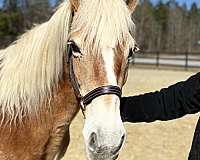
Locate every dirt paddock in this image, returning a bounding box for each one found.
[63,67,199,160]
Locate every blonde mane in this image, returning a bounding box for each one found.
[0,0,135,122]
[0,1,72,122]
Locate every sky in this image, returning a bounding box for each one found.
[0,0,199,8]
[151,0,200,8]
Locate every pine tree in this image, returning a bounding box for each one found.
[27,0,49,8]
[3,0,18,11]
[188,3,200,53]
[135,0,155,51]
[154,1,169,51]
[23,0,51,28]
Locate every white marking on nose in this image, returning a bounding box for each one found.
[101,47,117,85]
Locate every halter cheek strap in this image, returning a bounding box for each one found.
[67,42,122,118]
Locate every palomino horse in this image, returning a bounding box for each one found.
[0,0,138,159]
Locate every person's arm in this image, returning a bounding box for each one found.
[120,72,200,123]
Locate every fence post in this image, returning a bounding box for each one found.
[156,51,159,67]
[185,52,188,70]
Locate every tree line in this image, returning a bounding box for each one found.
[134,0,200,54]
[0,0,55,48]
[0,0,200,54]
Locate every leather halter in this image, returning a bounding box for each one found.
[67,41,122,117]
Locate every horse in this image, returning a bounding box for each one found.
[0,0,138,159]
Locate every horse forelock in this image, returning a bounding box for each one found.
[70,0,136,53]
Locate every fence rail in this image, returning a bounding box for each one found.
[130,52,200,70]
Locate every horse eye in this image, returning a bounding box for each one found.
[68,41,82,58]
[128,44,139,58]
[133,45,139,53]
[69,42,81,53]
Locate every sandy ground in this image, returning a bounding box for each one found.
[63,67,199,160]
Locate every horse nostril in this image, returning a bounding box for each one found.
[121,134,125,144]
[111,134,125,155]
[88,132,125,154]
[88,132,98,152]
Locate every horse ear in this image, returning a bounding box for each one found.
[126,0,138,13]
[70,0,79,12]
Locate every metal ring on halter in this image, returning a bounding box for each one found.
[66,41,122,118]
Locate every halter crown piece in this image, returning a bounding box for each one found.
[66,41,122,118]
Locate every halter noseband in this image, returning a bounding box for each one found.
[67,41,122,118]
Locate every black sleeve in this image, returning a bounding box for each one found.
[120,72,200,123]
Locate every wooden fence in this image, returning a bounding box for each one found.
[130,52,200,70]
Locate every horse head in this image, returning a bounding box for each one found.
[68,0,138,159]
